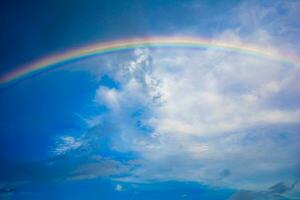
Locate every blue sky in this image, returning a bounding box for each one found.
[0,0,300,199]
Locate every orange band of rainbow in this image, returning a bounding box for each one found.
[1,37,299,85]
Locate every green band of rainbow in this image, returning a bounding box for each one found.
[1,37,299,85]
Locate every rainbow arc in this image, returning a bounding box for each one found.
[1,37,299,85]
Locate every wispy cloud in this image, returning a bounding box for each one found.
[229,181,300,200]
[115,184,123,192]
[54,136,83,155]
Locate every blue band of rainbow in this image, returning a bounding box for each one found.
[1,37,299,85]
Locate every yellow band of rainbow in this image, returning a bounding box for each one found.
[1,37,299,85]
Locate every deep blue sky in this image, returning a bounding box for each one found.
[0,0,242,75]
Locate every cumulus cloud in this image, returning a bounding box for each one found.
[89,43,300,190]
[85,1,300,190]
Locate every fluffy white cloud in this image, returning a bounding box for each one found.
[91,45,300,190]
[82,0,300,192]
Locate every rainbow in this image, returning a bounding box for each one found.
[1,36,299,85]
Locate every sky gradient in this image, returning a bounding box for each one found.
[0,0,300,199]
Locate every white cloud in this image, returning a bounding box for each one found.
[54,136,83,155]
[82,0,300,191]
[70,160,130,181]
[115,184,123,192]
[91,45,300,190]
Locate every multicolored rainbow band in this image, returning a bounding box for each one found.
[1,36,299,85]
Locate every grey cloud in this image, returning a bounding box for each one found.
[268,182,297,195]
[219,169,231,179]
[229,190,267,200]
[229,182,299,200]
